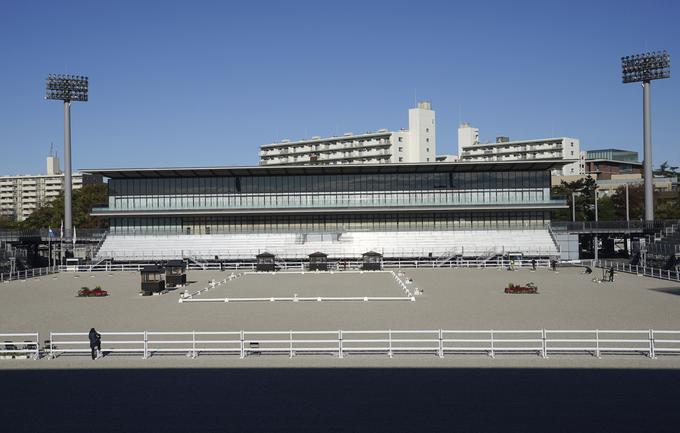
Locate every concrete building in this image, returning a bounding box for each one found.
[0,156,102,222]
[584,149,642,180]
[457,123,581,176]
[259,102,436,166]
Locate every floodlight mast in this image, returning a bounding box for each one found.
[45,74,89,241]
[621,51,670,221]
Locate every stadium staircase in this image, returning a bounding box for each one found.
[639,221,680,269]
[96,228,559,262]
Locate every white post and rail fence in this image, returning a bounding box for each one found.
[3,329,680,360]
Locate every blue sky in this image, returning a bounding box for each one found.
[1,0,678,175]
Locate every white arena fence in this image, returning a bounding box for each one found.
[52,258,552,274]
[1,266,59,283]
[39,329,680,360]
[0,333,40,359]
[597,259,680,283]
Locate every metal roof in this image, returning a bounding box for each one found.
[81,160,572,179]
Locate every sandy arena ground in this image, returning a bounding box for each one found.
[2,266,680,369]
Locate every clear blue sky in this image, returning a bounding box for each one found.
[1,0,678,175]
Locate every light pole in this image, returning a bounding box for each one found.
[621,51,670,221]
[571,192,576,222]
[45,75,88,241]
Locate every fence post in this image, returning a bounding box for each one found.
[240,330,245,359]
[143,331,148,359]
[49,331,54,359]
[490,330,495,358]
[388,329,393,358]
[438,329,444,358]
[289,330,294,359]
[595,329,600,358]
[338,330,344,358]
[649,329,656,359]
[34,332,40,360]
[541,329,548,358]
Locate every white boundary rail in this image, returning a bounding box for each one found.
[597,259,680,283]
[54,258,552,273]
[42,329,680,360]
[180,270,415,303]
[0,333,40,359]
[1,266,59,283]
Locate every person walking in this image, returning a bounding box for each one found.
[531,259,537,271]
[608,266,615,282]
[89,328,102,360]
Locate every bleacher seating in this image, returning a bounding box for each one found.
[96,229,559,261]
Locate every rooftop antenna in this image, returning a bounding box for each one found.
[49,142,54,157]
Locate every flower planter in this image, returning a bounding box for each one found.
[505,283,538,294]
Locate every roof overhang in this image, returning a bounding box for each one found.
[82,160,573,179]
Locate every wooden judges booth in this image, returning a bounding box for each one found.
[361,251,383,271]
[165,260,187,288]
[308,252,328,271]
[256,252,276,272]
[141,265,165,295]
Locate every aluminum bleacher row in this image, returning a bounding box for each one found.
[96,229,559,261]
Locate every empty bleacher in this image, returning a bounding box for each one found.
[96,229,559,261]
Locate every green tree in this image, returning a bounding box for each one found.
[551,176,598,221]
[20,183,108,230]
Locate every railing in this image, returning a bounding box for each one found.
[596,259,680,283]
[55,259,554,273]
[0,266,60,283]
[550,220,669,233]
[43,329,680,359]
[95,246,559,261]
[0,333,40,359]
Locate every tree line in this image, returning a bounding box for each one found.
[0,183,108,230]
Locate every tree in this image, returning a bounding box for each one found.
[20,183,108,230]
[551,176,598,221]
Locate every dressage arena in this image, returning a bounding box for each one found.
[3,265,680,363]
[180,270,415,303]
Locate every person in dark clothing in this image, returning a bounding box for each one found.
[531,259,537,271]
[89,328,101,360]
[550,259,557,272]
[583,266,593,274]
[608,266,615,282]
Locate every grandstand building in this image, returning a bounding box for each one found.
[86,160,568,262]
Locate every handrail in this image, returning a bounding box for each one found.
[38,328,680,360]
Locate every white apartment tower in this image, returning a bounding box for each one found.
[456,123,581,176]
[0,156,102,222]
[259,102,436,165]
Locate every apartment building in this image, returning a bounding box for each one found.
[0,156,102,221]
[457,123,581,176]
[259,102,436,166]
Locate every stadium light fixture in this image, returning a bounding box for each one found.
[621,51,670,221]
[45,74,89,241]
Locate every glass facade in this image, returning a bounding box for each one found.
[109,211,551,235]
[104,170,555,212]
[92,165,564,234]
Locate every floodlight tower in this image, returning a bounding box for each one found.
[621,51,670,221]
[45,74,88,240]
